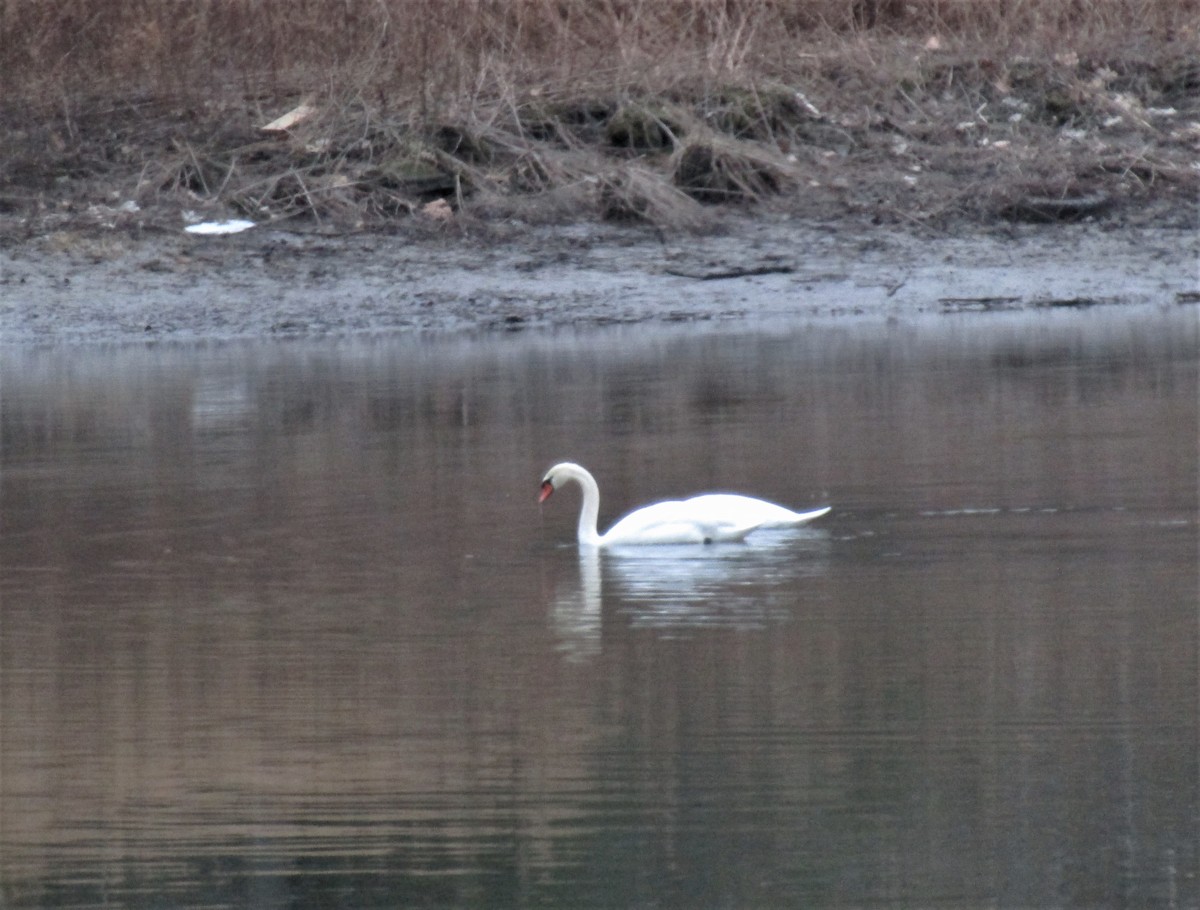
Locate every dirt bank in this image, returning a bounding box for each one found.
[1,213,1195,345]
[3,5,1198,346]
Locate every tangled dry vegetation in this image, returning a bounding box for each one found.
[1,0,1198,234]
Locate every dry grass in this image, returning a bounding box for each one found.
[1,0,1197,230]
[4,0,1194,103]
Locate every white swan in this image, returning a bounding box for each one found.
[538,462,830,547]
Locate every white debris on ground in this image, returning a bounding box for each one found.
[184,219,257,236]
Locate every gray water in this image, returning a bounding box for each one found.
[1,308,1197,909]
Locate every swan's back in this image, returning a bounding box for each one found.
[600,494,829,546]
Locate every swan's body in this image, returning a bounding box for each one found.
[539,462,830,547]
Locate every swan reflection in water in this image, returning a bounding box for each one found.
[550,528,831,659]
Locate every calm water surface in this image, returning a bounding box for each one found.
[2,308,1197,909]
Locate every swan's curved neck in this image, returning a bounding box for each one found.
[571,467,604,547]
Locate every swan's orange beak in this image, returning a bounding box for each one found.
[538,480,554,503]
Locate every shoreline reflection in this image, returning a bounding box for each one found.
[2,307,1195,910]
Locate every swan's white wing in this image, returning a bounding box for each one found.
[599,500,752,545]
[599,496,829,545]
[683,495,831,528]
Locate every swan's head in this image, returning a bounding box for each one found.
[538,462,590,503]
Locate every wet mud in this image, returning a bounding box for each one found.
[1,215,1196,344]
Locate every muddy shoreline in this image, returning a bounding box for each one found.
[0,213,1196,345]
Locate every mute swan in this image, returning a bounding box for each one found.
[538,462,830,547]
